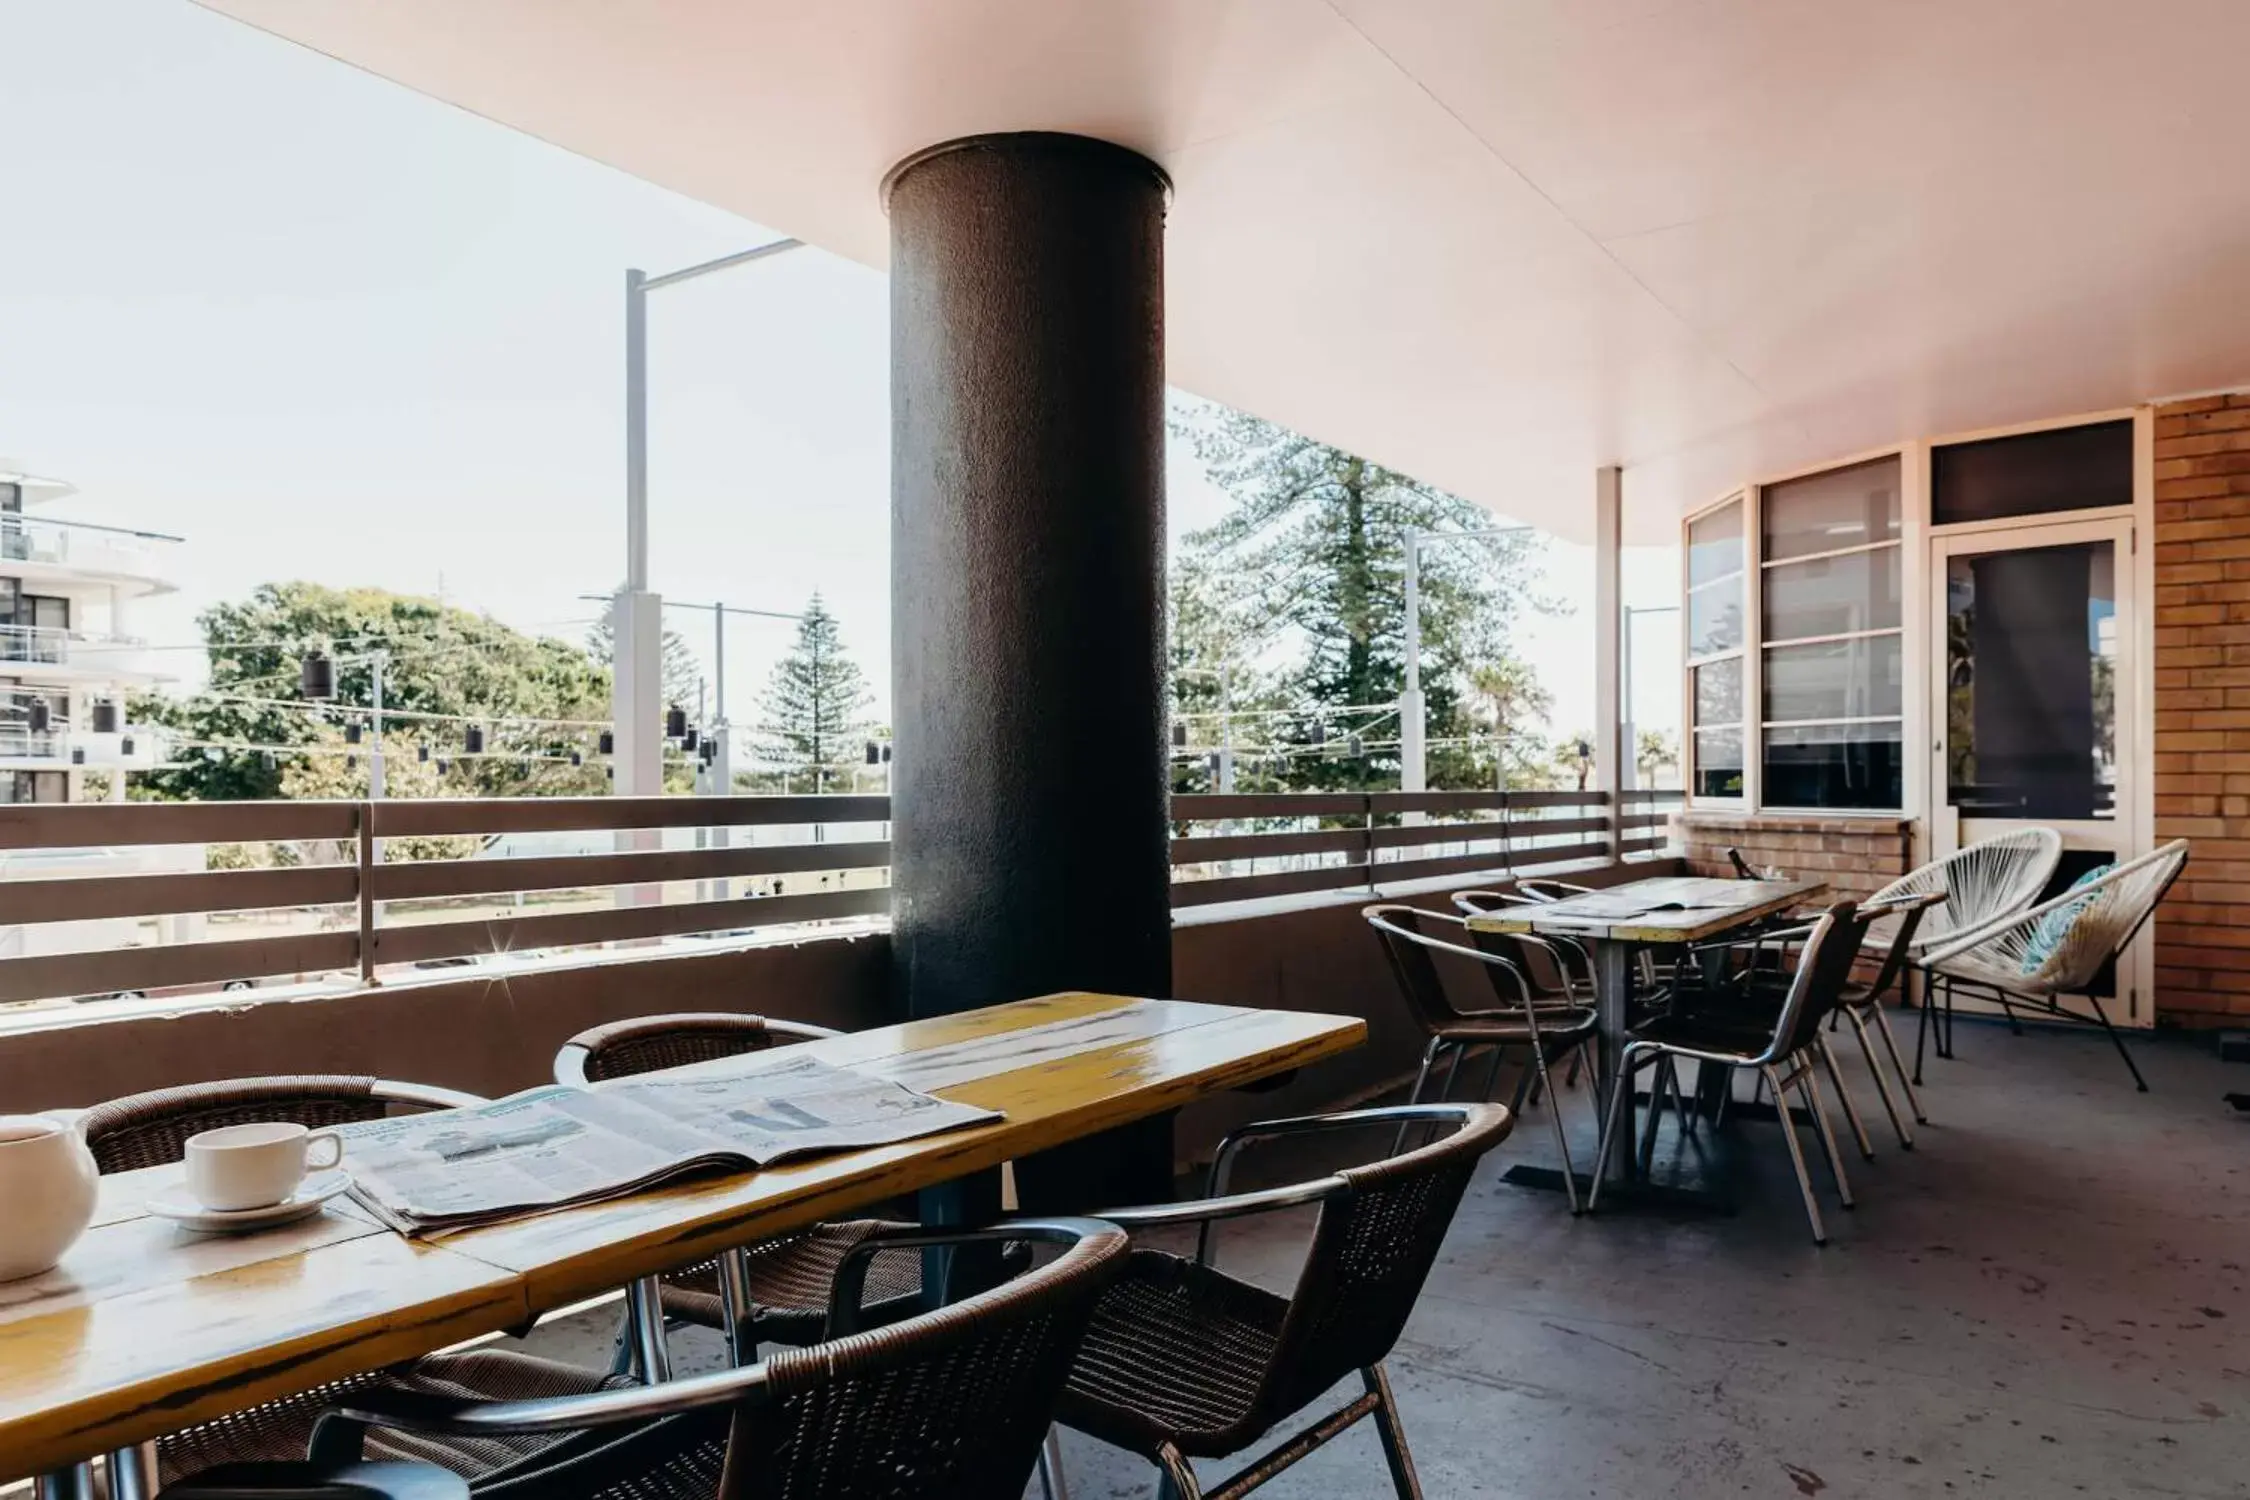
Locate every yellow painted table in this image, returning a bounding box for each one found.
[1465,877,1827,1189]
[0,992,1363,1480]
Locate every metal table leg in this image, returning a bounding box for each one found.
[106,1446,160,1500]
[1594,939,1636,1184]
[36,1466,98,1500]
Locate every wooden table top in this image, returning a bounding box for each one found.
[1463,875,1829,944]
[0,992,1361,1479]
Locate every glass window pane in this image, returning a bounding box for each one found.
[1763,545,1900,641]
[1693,657,1743,727]
[1762,722,1903,810]
[1764,636,1903,722]
[1946,541,2117,819]
[1694,728,1744,798]
[1687,498,1744,588]
[1932,420,2132,526]
[1687,576,1743,658]
[1762,455,1901,561]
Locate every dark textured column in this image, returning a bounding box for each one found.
[886,132,1173,1212]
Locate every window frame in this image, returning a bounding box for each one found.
[1683,491,1750,805]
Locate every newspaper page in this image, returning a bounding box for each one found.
[338,1058,999,1235]
[596,1050,999,1164]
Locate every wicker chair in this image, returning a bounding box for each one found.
[553,1013,1016,1371]
[1052,1102,1513,1500]
[1590,901,1878,1244]
[79,1076,634,1491]
[162,1220,1130,1500]
[1365,905,1598,1209]
[1922,840,2189,1092]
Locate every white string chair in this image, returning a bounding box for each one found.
[1868,827,2064,957]
[1874,828,2063,1089]
[1920,839,2190,1092]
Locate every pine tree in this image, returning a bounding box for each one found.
[1172,397,1556,791]
[756,595,873,793]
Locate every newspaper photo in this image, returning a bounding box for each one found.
[337,1054,1000,1235]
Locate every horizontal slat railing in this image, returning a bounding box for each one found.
[0,788,1682,1005]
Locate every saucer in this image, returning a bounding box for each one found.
[146,1170,354,1234]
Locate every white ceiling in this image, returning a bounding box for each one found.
[198,0,2250,542]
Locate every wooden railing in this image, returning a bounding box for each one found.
[0,789,1679,1007]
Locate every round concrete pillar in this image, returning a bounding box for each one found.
[885,132,1173,1209]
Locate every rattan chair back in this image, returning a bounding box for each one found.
[78,1075,472,1175]
[554,1013,842,1086]
[1450,888,1574,998]
[1254,1103,1511,1423]
[1364,904,1481,1031]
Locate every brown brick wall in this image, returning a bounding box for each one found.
[2153,393,2250,1027]
[1679,813,1913,902]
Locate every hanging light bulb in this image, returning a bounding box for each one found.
[91,700,121,735]
[120,735,135,757]
[598,729,615,755]
[418,743,431,763]
[682,727,699,753]
[260,751,277,771]
[344,721,363,746]
[1348,733,1365,758]
[71,747,86,766]
[1311,718,1327,747]
[865,740,882,765]
[27,699,51,734]
[700,738,716,766]
[436,756,451,774]
[1172,720,1188,748]
[299,649,336,700]
[665,705,687,739]
[344,754,357,772]
[569,749,584,767]
[463,725,485,754]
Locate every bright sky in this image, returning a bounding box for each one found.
[0,0,1678,744]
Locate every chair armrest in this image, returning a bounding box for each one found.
[309,1364,774,1461]
[1680,922,1821,957]
[160,1462,467,1500]
[823,1217,1101,1334]
[1093,1176,1350,1231]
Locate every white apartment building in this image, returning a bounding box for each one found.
[0,462,178,805]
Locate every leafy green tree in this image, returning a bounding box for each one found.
[134,583,613,801]
[756,594,873,793]
[1171,397,1556,790]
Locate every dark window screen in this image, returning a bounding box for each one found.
[1931,420,2132,526]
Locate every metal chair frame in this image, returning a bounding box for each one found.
[1365,905,1598,1209]
[1056,1104,1511,1500]
[160,1220,1127,1500]
[1589,903,1878,1244]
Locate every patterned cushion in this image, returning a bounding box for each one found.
[2020,864,2111,976]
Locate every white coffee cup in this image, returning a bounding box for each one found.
[183,1122,343,1212]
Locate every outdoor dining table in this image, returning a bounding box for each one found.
[0,991,1363,1490]
[1464,875,1828,1194]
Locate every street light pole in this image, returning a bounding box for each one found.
[367,650,388,803]
[1399,524,1537,796]
[613,237,805,799]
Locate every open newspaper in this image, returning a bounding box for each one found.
[336,1053,1000,1236]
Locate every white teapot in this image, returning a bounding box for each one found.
[0,1115,98,1282]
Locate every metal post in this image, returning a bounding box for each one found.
[1594,466,1624,857]
[1400,527,1425,795]
[1217,661,1236,793]
[367,650,388,802]
[625,269,649,594]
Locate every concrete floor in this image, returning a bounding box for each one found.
[519,1017,2250,1498]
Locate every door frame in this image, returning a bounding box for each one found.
[1926,512,2152,1024]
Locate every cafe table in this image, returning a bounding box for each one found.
[0,991,1363,1490]
[1464,875,1827,1193]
